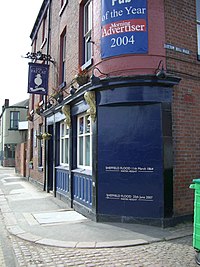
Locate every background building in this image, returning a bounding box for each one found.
[0,99,28,167]
[26,0,200,226]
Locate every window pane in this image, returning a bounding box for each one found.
[85,115,91,133]
[79,137,83,165]
[198,24,200,55]
[85,136,90,166]
[63,34,66,61]
[60,31,66,83]
[61,139,64,163]
[60,122,69,165]
[86,38,92,62]
[10,111,19,129]
[65,126,69,135]
[88,1,92,30]
[197,0,200,21]
[61,124,64,137]
[84,1,92,63]
[79,117,84,134]
[77,114,92,168]
[85,1,92,33]
[38,124,43,167]
[65,139,69,164]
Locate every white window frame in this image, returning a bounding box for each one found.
[60,122,69,166]
[197,0,200,59]
[83,0,93,65]
[59,0,68,16]
[77,113,92,169]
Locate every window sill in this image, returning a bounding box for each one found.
[81,58,93,71]
[72,168,92,176]
[55,165,69,171]
[59,0,68,16]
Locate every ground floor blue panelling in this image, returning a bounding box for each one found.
[73,174,92,208]
[56,168,70,196]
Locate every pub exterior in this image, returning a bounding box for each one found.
[26,0,200,226]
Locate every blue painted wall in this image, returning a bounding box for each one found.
[97,103,164,218]
[73,173,92,208]
[56,168,70,196]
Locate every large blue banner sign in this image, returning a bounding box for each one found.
[28,63,49,95]
[101,0,148,58]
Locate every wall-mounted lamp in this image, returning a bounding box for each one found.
[90,67,109,85]
[155,60,167,79]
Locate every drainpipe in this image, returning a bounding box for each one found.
[44,0,52,192]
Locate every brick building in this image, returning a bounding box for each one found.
[0,99,28,167]
[26,0,200,226]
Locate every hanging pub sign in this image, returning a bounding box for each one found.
[101,0,148,58]
[27,63,49,95]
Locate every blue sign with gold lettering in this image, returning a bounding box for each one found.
[101,0,148,58]
[28,63,49,95]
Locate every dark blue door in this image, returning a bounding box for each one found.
[98,104,164,218]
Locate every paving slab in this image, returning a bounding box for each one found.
[0,168,193,248]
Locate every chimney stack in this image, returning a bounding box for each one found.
[4,99,9,108]
[2,99,9,112]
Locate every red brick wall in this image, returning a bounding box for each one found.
[15,143,27,177]
[27,0,200,219]
[165,0,200,216]
[27,0,81,187]
[49,0,80,95]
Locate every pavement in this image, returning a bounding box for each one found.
[0,167,193,249]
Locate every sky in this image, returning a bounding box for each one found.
[0,0,43,109]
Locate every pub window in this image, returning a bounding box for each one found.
[60,122,69,165]
[77,113,92,169]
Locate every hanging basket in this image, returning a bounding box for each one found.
[75,74,89,86]
[42,133,52,140]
